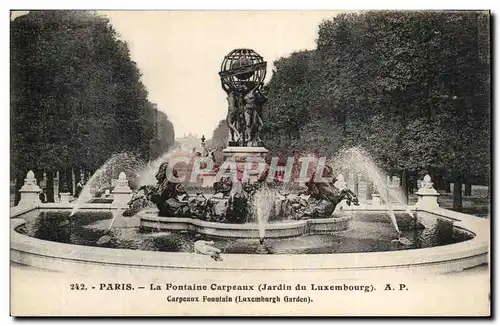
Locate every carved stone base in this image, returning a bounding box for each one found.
[222,146,269,156]
[139,209,352,238]
[415,191,440,210]
[221,146,269,182]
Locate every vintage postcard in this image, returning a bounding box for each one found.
[10,10,491,316]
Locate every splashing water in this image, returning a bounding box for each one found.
[136,148,191,187]
[330,147,413,244]
[96,208,124,245]
[73,149,191,243]
[387,210,400,234]
[107,208,124,232]
[252,186,277,240]
[72,148,191,219]
[70,153,145,217]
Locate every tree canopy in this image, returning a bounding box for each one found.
[258,11,490,206]
[11,11,175,179]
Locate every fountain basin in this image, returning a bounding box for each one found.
[138,209,351,238]
[10,206,489,275]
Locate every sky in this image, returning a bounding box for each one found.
[99,11,348,139]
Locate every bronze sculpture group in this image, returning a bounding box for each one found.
[222,81,267,147]
[219,49,268,147]
[125,159,359,223]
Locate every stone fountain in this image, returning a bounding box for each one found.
[8,49,490,281]
[128,49,360,247]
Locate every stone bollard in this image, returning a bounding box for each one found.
[415,174,440,210]
[59,192,72,203]
[372,193,381,206]
[111,172,133,208]
[18,170,42,207]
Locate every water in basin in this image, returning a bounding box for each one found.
[15,210,472,255]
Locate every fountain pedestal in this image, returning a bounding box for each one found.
[416,175,440,210]
[372,193,381,206]
[201,172,217,188]
[18,171,42,207]
[59,192,72,203]
[222,146,268,182]
[256,240,269,254]
[111,172,133,208]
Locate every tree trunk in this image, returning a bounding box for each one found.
[66,168,73,192]
[54,170,60,202]
[14,171,24,206]
[354,175,359,196]
[60,168,70,192]
[46,171,55,203]
[401,169,409,204]
[72,168,76,196]
[445,181,451,193]
[464,182,472,196]
[433,173,445,191]
[409,177,418,195]
[408,178,414,195]
[453,178,463,211]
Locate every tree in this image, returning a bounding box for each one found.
[11,11,176,202]
[261,11,490,210]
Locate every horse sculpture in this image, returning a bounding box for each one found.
[273,166,360,220]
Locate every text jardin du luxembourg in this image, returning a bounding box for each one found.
[149,283,376,293]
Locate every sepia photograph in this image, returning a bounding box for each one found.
[9,8,491,316]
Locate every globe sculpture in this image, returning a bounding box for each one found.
[219,49,267,93]
[219,49,268,147]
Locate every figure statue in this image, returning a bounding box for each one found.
[252,87,267,146]
[213,177,233,197]
[125,161,190,217]
[226,181,249,223]
[205,146,219,163]
[219,49,268,147]
[206,177,250,223]
[156,163,186,199]
[188,193,209,219]
[242,83,266,147]
[221,80,241,145]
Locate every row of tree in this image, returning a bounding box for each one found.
[259,11,490,209]
[11,11,175,203]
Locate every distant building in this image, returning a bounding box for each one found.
[175,132,203,154]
